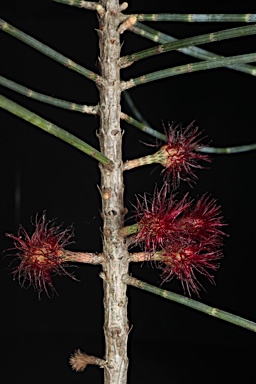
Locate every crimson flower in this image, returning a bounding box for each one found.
[135,186,226,295]
[135,185,191,252]
[157,122,210,186]
[160,242,222,296]
[5,213,75,297]
[176,194,225,246]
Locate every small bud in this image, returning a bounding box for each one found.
[120,2,128,11]
[118,15,137,34]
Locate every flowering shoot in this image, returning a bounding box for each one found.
[123,122,209,187]
[157,122,210,186]
[5,213,75,297]
[134,186,226,295]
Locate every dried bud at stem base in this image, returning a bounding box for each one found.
[69,349,106,372]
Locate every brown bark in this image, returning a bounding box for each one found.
[97,1,129,383]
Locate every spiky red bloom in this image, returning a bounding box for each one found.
[6,213,74,297]
[157,122,210,186]
[135,185,191,252]
[135,186,226,295]
[160,242,222,296]
[176,194,226,246]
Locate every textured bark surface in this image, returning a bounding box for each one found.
[97,1,129,383]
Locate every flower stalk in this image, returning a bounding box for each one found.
[124,122,209,186]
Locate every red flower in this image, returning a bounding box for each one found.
[160,242,222,296]
[176,194,226,246]
[157,122,210,186]
[135,185,191,252]
[6,213,75,297]
[135,186,226,295]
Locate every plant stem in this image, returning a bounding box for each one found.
[0,94,113,168]
[123,275,256,333]
[122,52,256,91]
[136,14,256,22]
[51,0,98,9]
[119,223,138,237]
[131,22,256,77]
[120,24,256,67]
[97,2,129,383]
[123,92,151,126]
[0,19,103,85]
[120,112,165,141]
[0,76,98,114]
[199,144,256,154]
[63,250,104,264]
[121,112,256,154]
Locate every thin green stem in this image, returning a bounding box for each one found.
[123,275,256,333]
[136,14,256,23]
[0,76,98,114]
[131,22,256,77]
[120,24,256,67]
[51,0,105,14]
[0,94,113,169]
[52,0,85,6]
[0,19,103,85]
[52,0,95,8]
[121,112,256,154]
[200,144,256,154]
[121,112,165,141]
[123,92,151,127]
[122,52,256,91]
[119,223,138,237]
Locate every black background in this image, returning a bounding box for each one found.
[1,1,256,383]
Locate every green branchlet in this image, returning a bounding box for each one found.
[0,94,113,169]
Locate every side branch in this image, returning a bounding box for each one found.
[0,19,103,85]
[121,112,165,141]
[51,0,98,9]
[136,14,256,23]
[130,22,256,77]
[70,349,106,372]
[121,52,256,91]
[0,94,113,169]
[0,76,98,115]
[51,0,106,15]
[63,250,104,264]
[120,24,256,67]
[122,111,256,154]
[128,252,163,263]
[122,275,256,333]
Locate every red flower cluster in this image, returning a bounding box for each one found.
[135,186,226,295]
[157,122,210,186]
[6,213,74,297]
